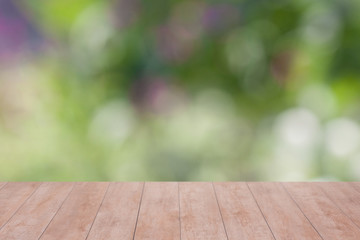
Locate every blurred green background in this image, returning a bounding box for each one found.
[1,0,360,181]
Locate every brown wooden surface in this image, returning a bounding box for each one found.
[0,182,360,239]
[179,182,227,240]
[317,182,360,229]
[86,182,143,240]
[0,182,41,229]
[0,182,6,190]
[283,182,360,240]
[248,182,323,240]
[135,182,180,240]
[214,182,275,240]
[0,182,73,240]
[38,182,109,240]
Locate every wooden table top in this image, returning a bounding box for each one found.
[0,182,360,239]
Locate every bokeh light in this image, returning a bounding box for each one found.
[1,0,360,181]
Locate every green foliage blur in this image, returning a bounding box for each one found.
[1,0,360,181]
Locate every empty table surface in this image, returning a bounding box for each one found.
[0,182,360,239]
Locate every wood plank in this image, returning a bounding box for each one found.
[350,182,360,196]
[283,182,360,239]
[1,181,360,239]
[179,182,227,240]
[86,182,144,240]
[0,182,74,240]
[0,182,41,229]
[134,182,179,240]
[214,182,275,240]
[39,182,109,240]
[318,182,360,229]
[248,182,322,240]
[0,182,7,190]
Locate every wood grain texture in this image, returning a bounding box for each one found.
[350,182,360,193]
[86,182,143,240]
[39,182,109,240]
[283,182,360,240]
[0,182,41,229]
[0,182,7,190]
[0,182,74,240]
[214,182,275,240]
[134,182,180,240]
[179,182,227,240]
[1,182,360,239]
[318,182,360,229]
[248,182,322,240]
